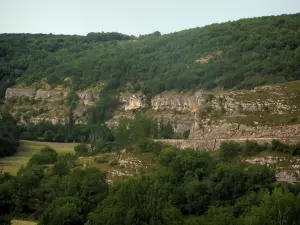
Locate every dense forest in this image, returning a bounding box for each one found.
[2,137,300,225]
[2,105,300,224]
[1,13,300,100]
[2,13,300,225]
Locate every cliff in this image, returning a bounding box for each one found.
[4,80,300,142]
[4,87,99,124]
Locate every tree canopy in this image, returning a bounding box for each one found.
[1,13,300,100]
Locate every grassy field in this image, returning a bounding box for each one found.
[0,140,77,175]
[11,219,37,225]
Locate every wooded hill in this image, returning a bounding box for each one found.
[1,13,300,100]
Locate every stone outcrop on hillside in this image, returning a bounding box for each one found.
[78,91,99,106]
[119,92,146,111]
[5,88,99,105]
[4,81,300,140]
[5,88,36,99]
[189,122,300,139]
[5,87,100,124]
[151,91,204,112]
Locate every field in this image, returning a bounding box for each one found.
[0,140,77,174]
[11,219,37,225]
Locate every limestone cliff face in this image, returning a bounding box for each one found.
[78,91,99,106]
[5,87,100,124]
[189,122,300,139]
[5,81,300,141]
[119,92,146,111]
[5,88,36,99]
[151,91,204,112]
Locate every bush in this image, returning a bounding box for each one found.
[135,139,163,153]
[28,146,58,165]
[109,159,119,166]
[74,143,89,154]
[219,141,242,162]
[94,157,109,164]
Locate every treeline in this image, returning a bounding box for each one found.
[2,139,300,225]
[219,140,300,161]
[1,13,300,99]
[0,107,19,157]
[19,122,91,142]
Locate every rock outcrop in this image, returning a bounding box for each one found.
[5,87,100,124]
[151,91,204,112]
[120,92,146,111]
[5,88,36,99]
[78,91,99,106]
[4,81,300,140]
[189,122,300,140]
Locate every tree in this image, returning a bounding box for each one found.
[0,107,20,157]
[74,143,89,155]
[28,146,58,165]
[39,197,84,225]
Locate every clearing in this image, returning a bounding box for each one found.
[11,219,37,225]
[0,140,77,174]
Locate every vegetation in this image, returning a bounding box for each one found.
[219,140,300,161]
[1,14,300,100]
[4,140,300,225]
[0,107,20,157]
[0,140,77,174]
[19,122,90,142]
[2,12,300,225]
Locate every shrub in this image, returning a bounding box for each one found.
[219,141,242,161]
[94,157,109,164]
[28,146,58,165]
[74,143,89,154]
[109,159,119,166]
[135,139,163,153]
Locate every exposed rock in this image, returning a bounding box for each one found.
[244,156,300,183]
[120,92,146,111]
[151,91,204,112]
[35,89,67,101]
[5,88,36,99]
[78,91,99,106]
[189,122,300,139]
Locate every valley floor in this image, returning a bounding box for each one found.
[0,140,76,174]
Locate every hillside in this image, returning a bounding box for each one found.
[1,13,300,100]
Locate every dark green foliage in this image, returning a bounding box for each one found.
[0,215,11,225]
[74,143,89,155]
[0,107,20,157]
[19,122,91,142]
[0,138,288,225]
[87,176,183,225]
[28,146,58,165]
[219,140,300,161]
[109,159,119,166]
[135,139,164,153]
[219,141,242,162]
[88,92,119,125]
[1,14,300,100]
[114,113,159,148]
[52,154,76,176]
[39,197,84,225]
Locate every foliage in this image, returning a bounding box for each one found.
[0,107,20,157]
[1,14,300,100]
[74,143,89,155]
[87,176,183,225]
[28,146,58,165]
[39,197,84,225]
[19,122,91,143]
[218,140,300,161]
